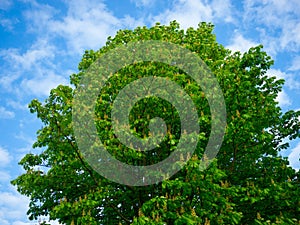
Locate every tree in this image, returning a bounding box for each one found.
[12,21,300,225]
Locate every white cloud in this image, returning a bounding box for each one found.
[36,219,62,225]
[243,0,300,53]
[0,18,15,30]
[6,100,28,111]
[14,131,35,149]
[243,0,300,29]
[130,0,155,7]
[0,217,9,225]
[0,39,55,71]
[289,142,300,170]
[0,0,12,10]
[47,221,62,225]
[280,22,300,51]
[268,68,300,90]
[21,72,68,96]
[22,0,134,53]
[226,32,258,53]
[0,107,15,119]
[151,0,235,29]
[0,190,31,224]
[0,60,21,92]
[22,0,57,33]
[12,222,32,225]
[0,38,72,98]
[289,56,300,71]
[265,68,300,108]
[48,0,125,52]
[244,0,294,26]
[0,147,11,167]
[276,90,292,107]
[210,0,235,23]
[0,39,57,94]
[0,171,11,183]
[152,0,213,29]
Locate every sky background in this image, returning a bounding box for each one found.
[0,0,299,224]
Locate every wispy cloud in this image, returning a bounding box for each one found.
[268,68,300,91]
[11,222,32,225]
[226,32,258,53]
[0,39,57,93]
[0,0,144,100]
[0,107,14,119]
[0,39,55,71]
[0,147,11,166]
[22,0,139,53]
[276,90,292,107]
[243,0,300,54]
[21,72,68,96]
[130,0,156,8]
[210,0,236,23]
[22,0,57,33]
[0,0,12,10]
[0,190,31,225]
[0,147,33,224]
[0,17,16,30]
[0,171,11,183]
[265,68,300,108]
[289,56,300,71]
[151,0,235,29]
[152,0,212,29]
[289,142,300,170]
[6,100,28,111]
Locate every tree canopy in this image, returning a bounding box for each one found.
[12,21,300,225]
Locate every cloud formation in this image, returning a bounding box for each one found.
[0,0,12,10]
[0,147,11,166]
[152,0,234,29]
[289,142,300,170]
[0,107,14,119]
[243,0,300,53]
[226,32,258,53]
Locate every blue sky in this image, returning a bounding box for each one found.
[0,0,299,224]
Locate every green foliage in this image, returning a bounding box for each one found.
[12,21,300,224]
